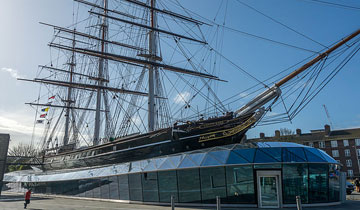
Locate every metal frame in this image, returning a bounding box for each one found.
[256,170,282,208]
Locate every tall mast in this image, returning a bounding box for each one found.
[148,0,157,132]
[63,29,76,146]
[94,0,108,145]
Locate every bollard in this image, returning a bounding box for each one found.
[296,195,302,210]
[216,196,221,210]
[171,195,175,210]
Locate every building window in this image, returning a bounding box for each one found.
[346,159,352,167]
[345,149,351,157]
[347,170,353,177]
[308,142,314,147]
[331,140,337,147]
[332,150,339,157]
[319,141,325,148]
[357,149,360,156]
[343,140,349,147]
[356,139,360,146]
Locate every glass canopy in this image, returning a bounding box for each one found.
[4,142,337,183]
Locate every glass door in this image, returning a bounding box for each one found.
[257,171,281,208]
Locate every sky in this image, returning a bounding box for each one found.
[0,0,360,148]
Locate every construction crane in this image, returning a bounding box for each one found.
[323,104,334,128]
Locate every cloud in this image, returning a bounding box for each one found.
[173,91,191,104]
[1,67,23,79]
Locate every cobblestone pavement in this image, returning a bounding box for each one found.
[1,192,360,210]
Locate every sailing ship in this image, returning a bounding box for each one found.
[19,0,360,170]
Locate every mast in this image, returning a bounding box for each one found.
[63,29,76,146]
[94,0,108,145]
[148,0,157,132]
[236,29,360,117]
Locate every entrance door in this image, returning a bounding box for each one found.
[257,171,282,208]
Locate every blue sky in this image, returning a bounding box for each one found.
[0,0,360,147]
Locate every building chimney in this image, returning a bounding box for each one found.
[275,130,280,138]
[296,129,301,136]
[324,124,331,136]
[260,133,265,139]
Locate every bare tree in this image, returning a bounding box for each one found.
[8,143,38,157]
[280,128,294,136]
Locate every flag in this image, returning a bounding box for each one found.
[40,114,47,118]
[36,120,44,124]
[41,107,49,112]
[48,95,55,100]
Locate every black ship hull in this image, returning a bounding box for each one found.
[42,112,258,170]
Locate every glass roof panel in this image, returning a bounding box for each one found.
[254,148,281,163]
[201,153,223,166]
[178,156,197,168]
[318,149,337,163]
[158,158,176,170]
[154,157,167,169]
[208,150,230,164]
[226,151,249,164]
[143,160,157,171]
[257,142,306,148]
[187,152,206,166]
[167,155,185,168]
[282,147,307,162]
[304,148,326,162]
[129,161,142,173]
[234,148,256,162]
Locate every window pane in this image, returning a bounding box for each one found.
[343,140,349,147]
[329,164,340,202]
[177,169,201,203]
[142,172,159,202]
[309,164,328,203]
[129,173,143,201]
[282,164,308,204]
[119,175,129,200]
[331,141,337,148]
[225,165,255,204]
[109,176,120,200]
[200,167,226,204]
[92,179,101,198]
[100,177,110,199]
[158,170,178,203]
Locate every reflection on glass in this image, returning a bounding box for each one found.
[142,172,159,202]
[260,177,278,207]
[158,170,178,203]
[309,164,328,203]
[329,164,340,202]
[177,169,201,203]
[109,176,120,199]
[129,173,142,201]
[200,167,226,203]
[118,174,129,200]
[283,164,308,204]
[225,165,255,204]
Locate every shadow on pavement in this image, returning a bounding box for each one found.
[0,194,52,202]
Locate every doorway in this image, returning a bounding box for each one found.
[257,170,282,208]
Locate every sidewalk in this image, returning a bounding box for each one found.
[1,192,360,210]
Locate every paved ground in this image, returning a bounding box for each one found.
[1,192,360,210]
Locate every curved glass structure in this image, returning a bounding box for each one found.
[4,142,341,207]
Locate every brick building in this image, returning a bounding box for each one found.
[250,125,360,178]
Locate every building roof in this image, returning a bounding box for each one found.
[253,126,360,142]
[4,142,337,183]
